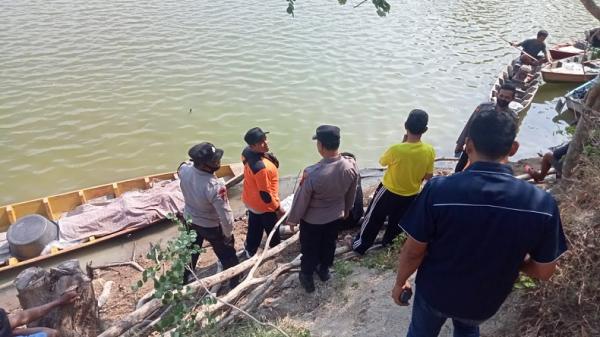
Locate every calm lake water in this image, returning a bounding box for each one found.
[0,0,597,204]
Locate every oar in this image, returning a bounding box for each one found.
[499,36,539,63]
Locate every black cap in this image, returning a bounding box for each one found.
[188,142,224,164]
[405,109,429,134]
[312,125,340,143]
[244,127,269,145]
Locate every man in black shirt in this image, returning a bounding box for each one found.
[511,30,552,65]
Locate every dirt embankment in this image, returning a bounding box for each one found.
[40,154,600,336]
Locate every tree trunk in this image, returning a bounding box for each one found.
[563,111,591,178]
[15,260,101,337]
[580,0,600,21]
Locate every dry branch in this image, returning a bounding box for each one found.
[97,281,113,308]
[100,232,299,337]
[90,261,144,272]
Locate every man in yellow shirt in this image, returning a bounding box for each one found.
[350,109,435,255]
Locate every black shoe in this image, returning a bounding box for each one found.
[298,273,315,293]
[316,267,331,282]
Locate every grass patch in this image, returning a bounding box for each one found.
[513,274,536,290]
[359,233,406,271]
[333,260,353,279]
[218,318,310,337]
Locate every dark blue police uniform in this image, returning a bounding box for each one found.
[401,161,567,335]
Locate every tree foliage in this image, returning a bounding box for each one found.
[133,215,216,336]
[287,0,391,17]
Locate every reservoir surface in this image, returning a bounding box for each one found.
[0,0,596,204]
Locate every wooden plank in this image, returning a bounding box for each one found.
[112,183,121,198]
[147,172,176,182]
[42,198,55,221]
[116,179,147,194]
[0,207,12,232]
[83,185,114,201]
[214,165,233,179]
[12,200,46,222]
[48,192,82,220]
[78,191,87,204]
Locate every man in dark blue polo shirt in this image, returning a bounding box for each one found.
[391,110,567,337]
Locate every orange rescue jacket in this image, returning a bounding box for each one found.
[241,147,280,213]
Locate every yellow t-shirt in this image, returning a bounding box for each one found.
[379,142,435,196]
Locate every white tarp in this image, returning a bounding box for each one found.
[57,179,185,242]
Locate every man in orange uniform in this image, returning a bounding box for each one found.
[242,127,284,257]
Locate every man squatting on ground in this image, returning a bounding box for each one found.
[526,141,570,182]
[287,125,359,293]
[351,109,435,255]
[241,127,284,257]
[0,289,78,337]
[454,83,516,172]
[392,110,567,337]
[178,142,240,287]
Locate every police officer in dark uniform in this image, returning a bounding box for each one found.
[287,125,359,293]
[178,142,239,287]
[454,83,517,172]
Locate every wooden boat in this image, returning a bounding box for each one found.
[555,76,600,118]
[490,58,542,117]
[542,55,600,83]
[0,163,244,273]
[549,44,585,61]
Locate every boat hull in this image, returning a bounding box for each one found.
[542,55,600,84]
[542,70,597,83]
[0,163,244,272]
[489,58,542,117]
[549,45,585,61]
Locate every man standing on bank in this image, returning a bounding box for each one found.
[350,109,435,255]
[454,83,516,172]
[392,110,567,337]
[242,127,284,257]
[179,142,239,287]
[287,125,359,293]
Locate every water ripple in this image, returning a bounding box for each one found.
[0,0,597,204]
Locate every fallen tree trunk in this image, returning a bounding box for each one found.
[15,260,101,337]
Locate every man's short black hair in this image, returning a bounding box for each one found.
[321,139,340,151]
[499,82,516,98]
[469,109,517,159]
[537,30,548,38]
[500,82,516,93]
[405,109,429,135]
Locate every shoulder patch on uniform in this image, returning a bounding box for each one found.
[299,170,308,186]
[217,186,228,202]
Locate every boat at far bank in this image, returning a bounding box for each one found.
[0,163,244,273]
[556,76,600,118]
[549,44,585,61]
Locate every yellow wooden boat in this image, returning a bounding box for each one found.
[0,163,244,273]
